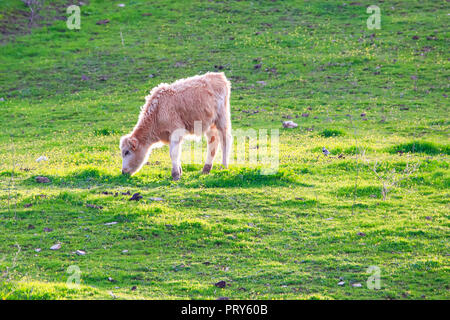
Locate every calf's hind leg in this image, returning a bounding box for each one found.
[219,127,232,168]
[202,126,219,174]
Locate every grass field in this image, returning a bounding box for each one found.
[0,0,449,300]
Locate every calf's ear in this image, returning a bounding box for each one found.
[129,136,138,151]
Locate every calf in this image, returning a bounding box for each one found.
[120,72,232,180]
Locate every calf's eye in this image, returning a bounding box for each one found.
[124,151,130,156]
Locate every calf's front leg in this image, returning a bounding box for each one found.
[169,139,183,181]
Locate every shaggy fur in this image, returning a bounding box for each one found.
[120,72,232,180]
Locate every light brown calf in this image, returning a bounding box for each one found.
[120,72,232,180]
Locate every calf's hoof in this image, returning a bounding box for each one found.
[172,168,181,181]
[202,164,212,174]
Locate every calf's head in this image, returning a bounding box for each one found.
[120,135,149,175]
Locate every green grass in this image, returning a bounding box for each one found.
[0,0,449,300]
[389,141,450,155]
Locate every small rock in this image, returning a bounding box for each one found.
[215,280,228,288]
[86,203,103,209]
[282,121,298,128]
[357,232,366,237]
[44,227,53,232]
[352,283,362,287]
[149,197,164,201]
[129,193,143,201]
[122,249,128,253]
[27,224,35,229]
[301,113,309,117]
[104,221,118,226]
[35,176,51,183]
[322,147,330,156]
[76,250,86,256]
[96,19,110,25]
[412,35,419,40]
[338,281,345,286]
[117,3,125,7]
[35,248,41,253]
[108,277,116,282]
[24,203,33,208]
[131,286,137,291]
[50,243,61,250]
[425,216,432,220]
[36,156,48,162]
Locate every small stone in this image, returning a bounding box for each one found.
[50,243,61,250]
[357,232,366,237]
[36,156,48,162]
[86,203,103,209]
[35,176,50,183]
[76,250,86,256]
[149,197,164,201]
[129,193,143,201]
[215,280,228,288]
[282,121,298,128]
[96,19,110,25]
